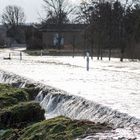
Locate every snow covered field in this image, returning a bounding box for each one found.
[0,48,140,119]
[0,48,140,139]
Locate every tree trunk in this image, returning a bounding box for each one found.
[100,49,103,60]
[72,36,75,58]
[109,48,111,61]
[120,48,124,62]
[97,47,100,60]
[91,40,94,59]
[84,32,86,58]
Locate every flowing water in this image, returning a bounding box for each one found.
[0,48,140,139]
[0,70,140,139]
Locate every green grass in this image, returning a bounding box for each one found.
[0,83,112,140]
[0,84,29,108]
[19,116,111,140]
[0,101,45,129]
[0,84,44,130]
[0,129,19,140]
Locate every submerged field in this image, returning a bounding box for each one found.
[0,48,140,119]
[0,48,140,139]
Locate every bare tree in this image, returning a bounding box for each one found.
[75,1,93,24]
[2,5,25,27]
[42,0,75,24]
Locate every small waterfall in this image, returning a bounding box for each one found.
[39,92,140,129]
[0,70,140,133]
[0,70,31,88]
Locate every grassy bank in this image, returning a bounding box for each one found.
[0,83,112,140]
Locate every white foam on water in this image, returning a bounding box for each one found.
[0,48,140,139]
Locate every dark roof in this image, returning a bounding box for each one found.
[39,24,87,32]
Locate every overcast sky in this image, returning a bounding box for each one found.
[0,0,80,23]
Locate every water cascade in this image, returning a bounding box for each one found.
[0,70,140,130]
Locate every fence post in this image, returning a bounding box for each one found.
[86,52,90,71]
[9,53,11,59]
[20,51,22,60]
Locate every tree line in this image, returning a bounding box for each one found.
[77,0,140,61]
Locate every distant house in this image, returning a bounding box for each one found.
[39,24,87,50]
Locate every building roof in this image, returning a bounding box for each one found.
[39,24,87,32]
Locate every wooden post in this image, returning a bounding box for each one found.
[9,53,11,59]
[20,51,22,60]
[86,52,90,71]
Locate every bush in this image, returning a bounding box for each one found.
[0,102,45,129]
[0,84,29,108]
